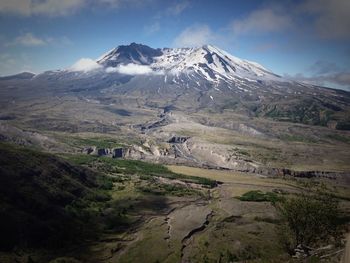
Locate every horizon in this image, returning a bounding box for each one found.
[0,0,349,91]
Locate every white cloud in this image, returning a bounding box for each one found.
[32,0,85,16]
[97,0,149,8]
[113,63,153,75]
[0,53,16,67]
[299,0,350,39]
[47,36,73,46]
[144,22,160,35]
[228,1,350,40]
[0,0,149,17]
[167,1,190,16]
[6,33,72,47]
[285,71,350,91]
[231,8,293,35]
[13,33,47,46]
[70,58,102,72]
[0,52,35,76]
[307,60,340,75]
[0,0,85,16]
[106,64,162,75]
[105,67,118,73]
[173,24,214,47]
[0,0,31,15]
[97,0,121,7]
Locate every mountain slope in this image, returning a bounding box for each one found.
[0,142,112,251]
[1,43,350,129]
[0,72,35,80]
[97,43,281,82]
[93,43,350,128]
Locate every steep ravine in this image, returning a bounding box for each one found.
[180,211,214,262]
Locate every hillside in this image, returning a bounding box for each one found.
[0,142,112,251]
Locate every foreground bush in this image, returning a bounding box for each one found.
[276,192,346,254]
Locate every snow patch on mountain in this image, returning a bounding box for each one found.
[65,43,286,89]
[96,43,282,82]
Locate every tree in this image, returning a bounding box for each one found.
[276,191,343,253]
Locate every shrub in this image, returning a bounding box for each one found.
[238,190,282,203]
[276,192,345,251]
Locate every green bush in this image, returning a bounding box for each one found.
[276,192,346,251]
[65,154,217,187]
[238,190,282,203]
[97,175,114,190]
[137,183,197,197]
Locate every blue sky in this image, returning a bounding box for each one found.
[0,0,349,90]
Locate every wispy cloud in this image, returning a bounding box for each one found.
[172,6,294,50]
[285,60,350,91]
[307,60,340,75]
[97,0,152,9]
[0,52,34,76]
[173,24,216,47]
[107,63,155,75]
[327,72,350,87]
[144,22,160,35]
[0,53,17,67]
[286,72,350,91]
[48,36,73,46]
[98,0,122,8]
[166,1,190,16]
[70,58,102,72]
[0,0,85,16]
[229,0,350,40]
[299,0,350,40]
[252,42,277,53]
[13,33,47,46]
[6,33,72,47]
[0,0,150,17]
[231,8,293,35]
[173,0,350,53]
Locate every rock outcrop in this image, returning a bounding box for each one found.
[168,136,189,144]
[82,146,124,158]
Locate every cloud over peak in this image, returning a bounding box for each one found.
[108,63,154,75]
[70,58,102,72]
[173,24,214,47]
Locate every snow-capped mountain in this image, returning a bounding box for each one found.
[32,42,290,97]
[3,43,349,128]
[96,43,281,83]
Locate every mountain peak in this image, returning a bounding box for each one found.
[97,42,162,67]
[95,43,279,82]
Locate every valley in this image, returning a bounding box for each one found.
[1,144,349,262]
[0,43,350,262]
[1,93,349,175]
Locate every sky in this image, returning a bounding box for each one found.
[0,0,349,90]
